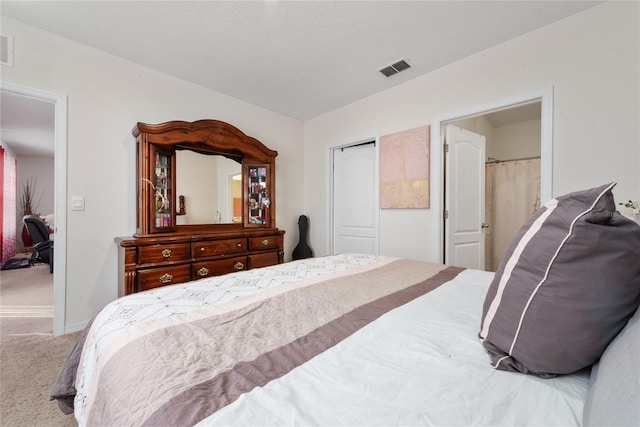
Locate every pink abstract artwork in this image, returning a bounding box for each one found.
[379,125,430,209]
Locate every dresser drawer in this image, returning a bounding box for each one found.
[193,256,248,279]
[248,251,279,269]
[248,235,282,251]
[138,264,191,291]
[192,238,246,259]
[138,243,190,264]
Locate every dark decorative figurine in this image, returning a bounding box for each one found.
[177,195,186,215]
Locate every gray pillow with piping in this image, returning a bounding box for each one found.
[479,182,640,377]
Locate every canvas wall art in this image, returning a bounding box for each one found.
[379,125,430,209]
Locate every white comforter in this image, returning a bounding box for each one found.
[202,268,589,426]
[70,255,588,426]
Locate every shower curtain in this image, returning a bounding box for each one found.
[485,158,540,272]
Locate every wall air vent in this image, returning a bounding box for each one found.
[1,34,14,67]
[379,59,410,78]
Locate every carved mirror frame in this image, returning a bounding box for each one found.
[133,120,278,237]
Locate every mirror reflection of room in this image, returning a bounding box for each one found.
[175,150,241,224]
[230,174,242,223]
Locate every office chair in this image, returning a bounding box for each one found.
[23,215,54,273]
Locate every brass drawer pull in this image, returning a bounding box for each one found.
[262,239,269,246]
[197,267,209,277]
[234,261,245,270]
[161,249,172,258]
[200,247,206,252]
[159,273,173,284]
[237,243,243,247]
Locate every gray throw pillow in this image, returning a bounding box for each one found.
[479,183,640,377]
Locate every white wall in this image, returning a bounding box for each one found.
[1,16,304,331]
[493,119,541,161]
[303,1,639,262]
[447,116,540,161]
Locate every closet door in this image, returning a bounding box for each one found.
[332,142,378,255]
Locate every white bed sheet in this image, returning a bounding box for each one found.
[201,268,589,426]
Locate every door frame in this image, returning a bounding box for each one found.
[328,138,380,256]
[432,87,553,264]
[1,81,68,336]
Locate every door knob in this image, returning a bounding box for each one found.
[481,223,490,229]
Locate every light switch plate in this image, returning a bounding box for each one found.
[71,196,85,211]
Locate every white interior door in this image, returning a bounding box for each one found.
[445,126,486,269]
[332,142,377,255]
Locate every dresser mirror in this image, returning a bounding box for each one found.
[133,119,279,236]
[175,150,242,225]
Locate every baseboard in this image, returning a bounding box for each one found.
[63,320,88,335]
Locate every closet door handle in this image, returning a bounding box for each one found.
[481,223,490,229]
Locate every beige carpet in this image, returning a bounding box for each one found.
[1,257,54,315]
[0,257,79,426]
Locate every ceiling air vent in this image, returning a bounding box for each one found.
[379,59,410,78]
[1,34,14,67]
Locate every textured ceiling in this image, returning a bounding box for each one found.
[1,1,601,156]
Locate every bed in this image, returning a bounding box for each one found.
[51,183,640,426]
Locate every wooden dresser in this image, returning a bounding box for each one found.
[116,229,284,294]
[116,120,284,295]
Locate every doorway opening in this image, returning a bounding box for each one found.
[1,82,68,335]
[437,89,553,269]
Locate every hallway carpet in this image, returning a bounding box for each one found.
[1,258,79,426]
